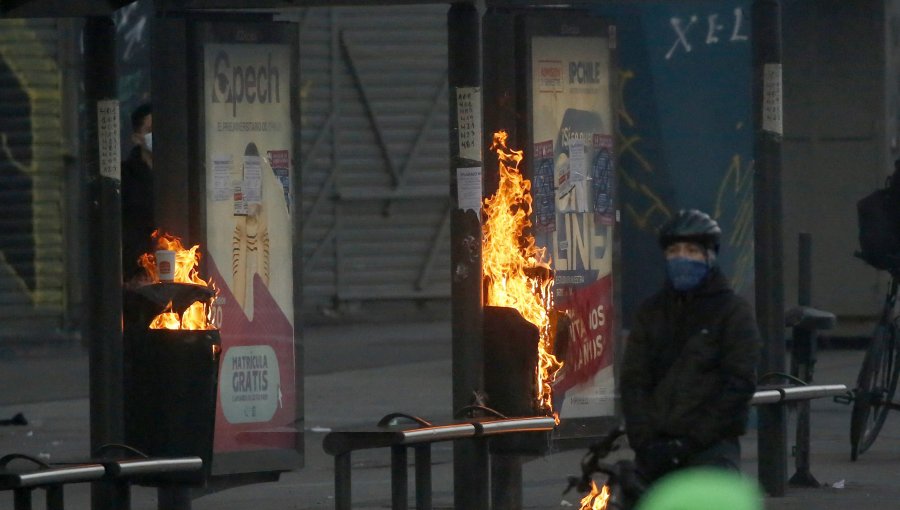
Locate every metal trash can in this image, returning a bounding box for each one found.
[483,305,551,455]
[484,305,539,418]
[123,282,220,482]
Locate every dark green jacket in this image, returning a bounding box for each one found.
[621,268,761,451]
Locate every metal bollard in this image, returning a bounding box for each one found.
[787,233,835,488]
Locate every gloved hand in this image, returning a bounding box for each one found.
[636,438,695,480]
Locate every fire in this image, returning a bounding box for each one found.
[482,130,564,413]
[580,481,610,510]
[139,230,217,330]
[139,230,206,285]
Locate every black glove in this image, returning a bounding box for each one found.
[636,438,695,480]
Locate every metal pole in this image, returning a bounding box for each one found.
[789,233,819,487]
[46,486,64,510]
[752,0,787,497]
[790,234,813,381]
[157,486,191,510]
[83,16,126,510]
[13,489,30,510]
[448,3,488,510]
[491,454,523,510]
[798,233,811,307]
[335,453,352,510]
[391,446,409,510]
[414,446,433,510]
[150,15,192,237]
[479,8,527,507]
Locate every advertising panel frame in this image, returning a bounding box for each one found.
[190,17,303,477]
[523,12,621,445]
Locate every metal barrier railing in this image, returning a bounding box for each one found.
[324,414,476,510]
[470,416,556,435]
[0,452,203,510]
[322,412,556,510]
[323,386,846,510]
[101,455,204,510]
[751,382,849,491]
[0,454,105,510]
[751,384,848,405]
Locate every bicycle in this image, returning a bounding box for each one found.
[564,426,647,510]
[847,252,900,460]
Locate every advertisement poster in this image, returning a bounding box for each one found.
[203,41,296,455]
[530,34,617,419]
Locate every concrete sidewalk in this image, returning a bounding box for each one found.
[1,325,899,509]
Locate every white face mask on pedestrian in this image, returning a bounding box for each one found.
[143,132,153,152]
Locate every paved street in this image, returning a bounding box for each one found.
[1,322,899,509]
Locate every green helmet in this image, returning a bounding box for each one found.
[659,209,722,253]
[635,468,763,510]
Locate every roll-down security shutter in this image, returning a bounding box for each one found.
[298,5,451,320]
[0,19,66,342]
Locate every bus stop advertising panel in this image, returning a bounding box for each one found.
[195,20,301,475]
[524,13,620,438]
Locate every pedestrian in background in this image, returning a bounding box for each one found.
[121,102,154,284]
[621,209,761,482]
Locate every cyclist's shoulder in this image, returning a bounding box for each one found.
[856,250,900,272]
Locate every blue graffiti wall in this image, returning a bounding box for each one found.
[590,1,754,325]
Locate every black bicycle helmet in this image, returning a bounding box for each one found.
[658,209,722,252]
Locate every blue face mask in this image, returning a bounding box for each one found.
[666,257,709,291]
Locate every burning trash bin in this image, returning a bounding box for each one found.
[480,132,564,455]
[481,131,563,419]
[122,232,220,481]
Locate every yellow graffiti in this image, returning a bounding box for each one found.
[298,79,314,127]
[0,134,27,173]
[617,69,636,128]
[714,155,755,291]
[0,19,63,306]
[617,134,653,174]
[615,68,672,231]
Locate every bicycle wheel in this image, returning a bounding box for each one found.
[850,320,899,460]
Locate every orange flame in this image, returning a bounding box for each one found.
[483,130,564,413]
[149,302,182,330]
[140,230,217,330]
[579,481,610,510]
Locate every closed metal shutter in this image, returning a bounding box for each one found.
[0,19,66,342]
[297,5,451,320]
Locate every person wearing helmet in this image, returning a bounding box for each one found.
[621,209,761,483]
